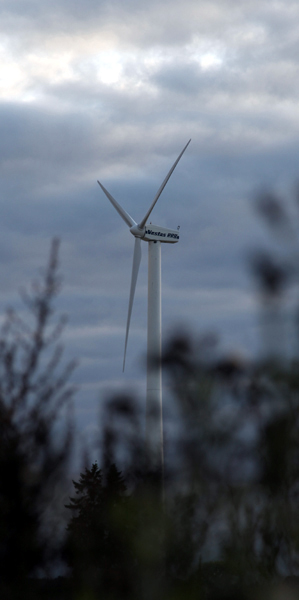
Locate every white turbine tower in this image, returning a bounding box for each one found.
[97,139,191,473]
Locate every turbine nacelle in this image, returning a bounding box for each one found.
[129,223,179,243]
[143,224,179,243]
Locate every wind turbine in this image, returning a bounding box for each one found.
[97,139,191,472]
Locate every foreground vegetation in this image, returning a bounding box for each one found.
[3,194,299,598]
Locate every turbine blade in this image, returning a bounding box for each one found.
[97,181,136,228]
[123,237,142,371]
[138,139,191,229]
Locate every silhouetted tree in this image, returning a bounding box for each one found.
[3,193,299,600]
[0,239,75,597]
[65,462,135,598]
[62,190,299,599]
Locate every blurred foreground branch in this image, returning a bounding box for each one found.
[0,239,76,597]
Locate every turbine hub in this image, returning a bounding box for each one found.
[130,224,145,238]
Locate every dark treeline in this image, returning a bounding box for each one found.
[2,196,299,599]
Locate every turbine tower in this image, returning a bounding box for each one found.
[97,139,191,473]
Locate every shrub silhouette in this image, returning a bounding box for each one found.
[0,239,75,597]
[3,195,299,599]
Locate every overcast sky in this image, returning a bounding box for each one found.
[1,0,299,450]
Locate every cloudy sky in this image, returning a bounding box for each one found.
[1,0,299,447]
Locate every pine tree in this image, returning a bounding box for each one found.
[65,462,132,596]
[65,462,103,524]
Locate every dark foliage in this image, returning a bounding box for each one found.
[65,462,140,598]
[60,192,299,599]
[0,239,75,598]
[3,194,299,599]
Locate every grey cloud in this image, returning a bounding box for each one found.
[151,61,203,95]
[3,0,299,52]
